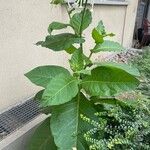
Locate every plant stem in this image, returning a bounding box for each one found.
[88,51,93,59]
[79,0,88,52]
[64,3,71,19]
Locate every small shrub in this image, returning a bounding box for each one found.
[81,95,150,150]
[130,47,150,98]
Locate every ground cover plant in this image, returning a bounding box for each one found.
[129,47,150,98]
[81,94,150,150]
[25,0,140,149]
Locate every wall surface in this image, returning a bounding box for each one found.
[147,4,150,21]
[0,0,138,111]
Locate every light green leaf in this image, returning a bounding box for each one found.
[42,74,79,106]
[83,54,92,66]
[81,66,140,97]
[94,62,140,76]
[28,118,57,150]
[95,20,106,35]
[48,22,69,34]
[77,69,91,76]
[36,33,85,51]
[70,9,92,35]
[69,49,84,72]
[65,45,77,54]
[91,40,125,53]
[92,28,104,44]
[51,93,97,150]
[25,66,70,88]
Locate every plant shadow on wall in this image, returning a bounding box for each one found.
[24,0,144,149]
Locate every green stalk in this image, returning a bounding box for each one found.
[64,3,71,19]
[79,0,88,52]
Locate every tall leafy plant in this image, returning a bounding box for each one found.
[26,0,140,149]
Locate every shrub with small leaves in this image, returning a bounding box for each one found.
[130,47,150,98]
[81,95,150,150]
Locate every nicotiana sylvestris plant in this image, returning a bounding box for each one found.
[26,0,140,149]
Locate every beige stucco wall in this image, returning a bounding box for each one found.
[0,0,138,111]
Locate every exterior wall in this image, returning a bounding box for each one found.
[0,0,138,111]
[147,4,150,21]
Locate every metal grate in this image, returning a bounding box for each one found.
[0,99,40,140]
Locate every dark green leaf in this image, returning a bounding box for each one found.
[48,22,69,34]
[70,9,92,35]
[42,74,79,106]
[69,49,84,72]
[81,66,140,97]
[91,40,125,53]
[34,90,44,101]
[51,93,97,150]
[36,33,85,51]
[25,66,70,88]
[94,62,140,76]
[28,118,57,150]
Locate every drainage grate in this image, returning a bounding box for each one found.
[0,99,40,140]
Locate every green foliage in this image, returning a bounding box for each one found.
[130,47,150,98]
[26,1,141,149]
[36,33,84,51]
[81,66,139,97]
[70,9,92,35]
[48,22,69,34]
[25,65,70,88]
[81,96,150,150]
[28,118,57,150]
[69,48,84,72]
[91,40,125,53]
[42,74,79,106]
[51,93,97,150]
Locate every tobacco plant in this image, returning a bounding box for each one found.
[26,0,140,149]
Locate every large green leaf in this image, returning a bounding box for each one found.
[36,33,85,51]
[50,93,97,150]
[94,62,140,76]
[81,66,139,97]
[91,40,125,53]
[25,66,70,88]
[69,49,84,72]
[28,118,57,150]
[42,74,79,106]
[70,9,92,35]
[48,22,69,34]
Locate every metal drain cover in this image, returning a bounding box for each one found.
[0,99,40,140]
